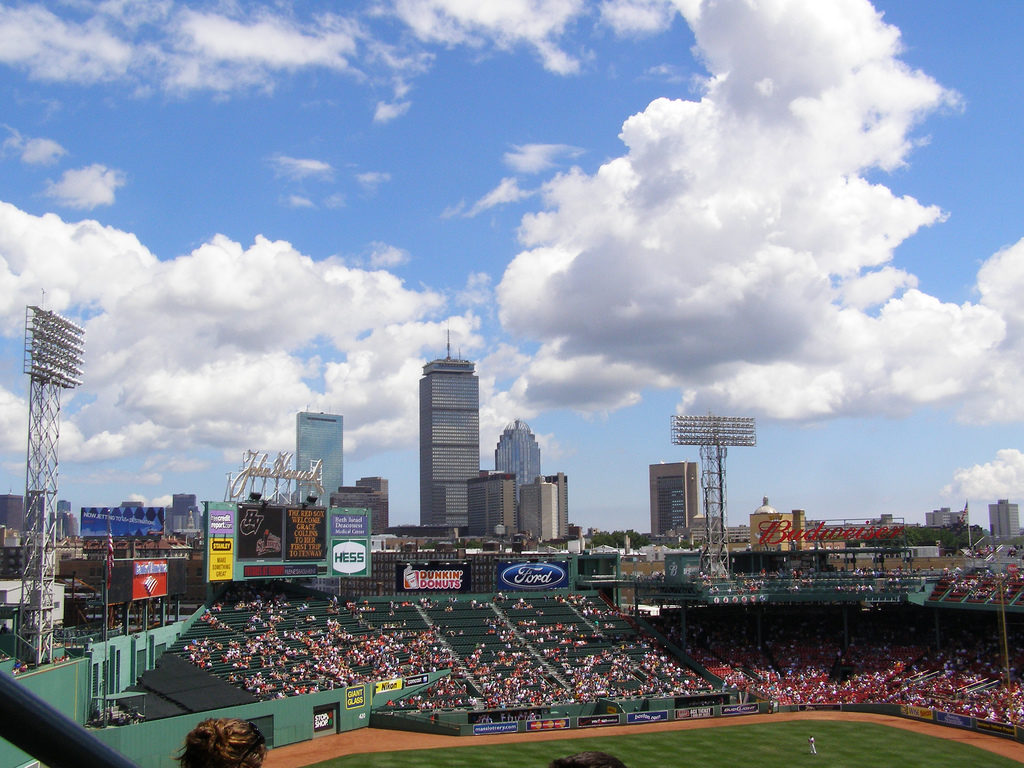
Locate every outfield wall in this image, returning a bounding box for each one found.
[88,682,372,768]
[84,670,448,768]
[372,698,764,737]
[787,702,1024,746]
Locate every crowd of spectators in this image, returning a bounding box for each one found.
[171,573,1024,726]
[175,586,704,710]
[658,595,1024,726]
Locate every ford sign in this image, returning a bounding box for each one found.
[497,561,569,591]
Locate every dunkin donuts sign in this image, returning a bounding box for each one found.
[497,561,569,591]
[396,562,473,593]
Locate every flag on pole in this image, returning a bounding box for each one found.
[106,529,114,590]
[959,500,969,526]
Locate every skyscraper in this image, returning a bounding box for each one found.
[520,476,559,541]
[467,471,516,537]
[989,499,1020,540]
[296,411,344,502]
[649,462,700,535]
[330,477,389,535]
[419,351,479,527]
[170,493,199,532]
[0,494,24,531]
[494,419,541,503]
[544,472,569,539]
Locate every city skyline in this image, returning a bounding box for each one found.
[0,2,1022,530]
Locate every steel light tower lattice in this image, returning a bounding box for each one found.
[21,306,85,666]
[671,414,756,577]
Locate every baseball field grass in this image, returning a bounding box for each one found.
[305,721,1023,768]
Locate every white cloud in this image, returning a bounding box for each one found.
[467,177,532,217]
[163,9,362,92]
[3,129,67,165]
[374,100,411,123]
[0,5,134,83]
[495,0,990,422]
[390,0,587,74]
[45,164,126,209]
[367,242,409,268]
[284,194,316,208]
[457,272,493,307]
[600,0,677,35]
[644,63,689,83]
[944,450,1024,503]
[0,202,463,469]
[21,137,67,165]
[0,386,26,453]
[356,171,392,192]
[271,155,334,181]
[504,143,583,174]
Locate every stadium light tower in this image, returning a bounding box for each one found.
[20,305,85,666]
[671,414,756,578]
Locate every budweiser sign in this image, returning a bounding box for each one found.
[757,520,904,546]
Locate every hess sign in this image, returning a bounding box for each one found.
[332,540,368,575]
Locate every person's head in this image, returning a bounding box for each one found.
[549,751,628,768]
[177,718,266,768]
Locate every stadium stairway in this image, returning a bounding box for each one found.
[489,600,572,691]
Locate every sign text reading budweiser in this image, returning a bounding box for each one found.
[758,520,904,546]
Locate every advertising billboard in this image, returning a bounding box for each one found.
[132,560,169,600]
[496,561,569,591]
[395,561,473,593]
[205,502,369,582]
[107,559,186,603]
[81,506,165,538]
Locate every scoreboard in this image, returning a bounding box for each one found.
[205,502,370,582]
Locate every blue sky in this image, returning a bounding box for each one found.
[1,0,1022,532]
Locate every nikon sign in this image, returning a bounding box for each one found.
[332,538,369,576]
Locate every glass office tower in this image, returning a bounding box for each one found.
[296,411,344,502]
[419,354,479,527]
[494,419,541,504]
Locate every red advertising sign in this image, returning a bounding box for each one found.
[757,520,905,547]
[526,718,570,731]
[132,559,168,600]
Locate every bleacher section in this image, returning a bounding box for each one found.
[161,588,709,714]
[928,574,1024,606]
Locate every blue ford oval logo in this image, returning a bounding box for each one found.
[499,562,567,588]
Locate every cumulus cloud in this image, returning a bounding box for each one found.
[3,129,67,165]
[390,0,587,74]
[457,272,493,307]
[504,143,583,174]
[0,5,134,83]
[374,100,411,123]
[163,9,362,92]
[495,0,1005,422]
[0,202,466,473]
[45,164,126,209]
[944,450,1024,503]
[367,242,409,268]
[600,0,677,35]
